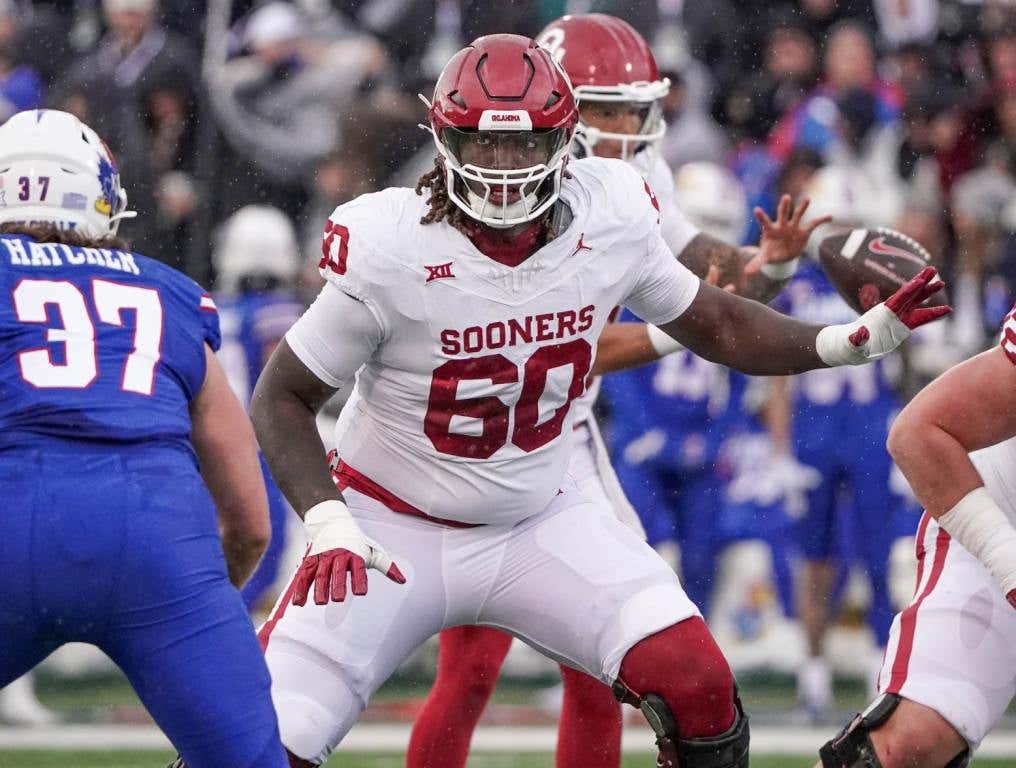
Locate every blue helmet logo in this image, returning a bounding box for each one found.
[94,151,119,216]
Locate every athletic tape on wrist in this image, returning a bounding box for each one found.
[938,487,1016,594]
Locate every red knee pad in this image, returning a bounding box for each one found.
[617,618,735,739]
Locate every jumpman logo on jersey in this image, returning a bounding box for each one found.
[425,262,456,282]
[570,234,592,258]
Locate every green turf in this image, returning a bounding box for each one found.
[0,753,1013,768]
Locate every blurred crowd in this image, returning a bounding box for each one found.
[0,1,1009,349]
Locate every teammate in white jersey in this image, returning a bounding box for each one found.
[406,15,829,768]
[248,35,947,768]
[817,316,1016,767]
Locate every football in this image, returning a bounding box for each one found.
[818,227,946,314]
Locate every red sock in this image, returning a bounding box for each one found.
[406,626,513,768]
[555,664,622,768]
[618,618,736,739]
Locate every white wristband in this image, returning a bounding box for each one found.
[646,324,683,356]
[303,499,354,540]
[760,257,799,281]
[938,487,1016,595]
[815,323,861,367]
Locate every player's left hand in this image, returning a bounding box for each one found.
[293,500,406,606]
[816,266,951,366]
[746,195,833,275]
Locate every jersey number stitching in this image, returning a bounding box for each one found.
[424,338,592,459]
[320,220,350,276]
[13,278,164,394]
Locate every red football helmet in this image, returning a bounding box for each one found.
[536,14,670,160]
[427,34,578,228]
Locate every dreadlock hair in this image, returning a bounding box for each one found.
[415,156,472,235]
[0,222,129,251]
[414,155,573,236]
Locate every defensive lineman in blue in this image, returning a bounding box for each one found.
[0,110,288,767]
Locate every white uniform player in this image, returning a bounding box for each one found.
[254,35,947,768]
[265,156,703,763]
[873,314,1016,754]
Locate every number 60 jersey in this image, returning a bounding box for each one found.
[289,157,700,525]
[0,234,220,454]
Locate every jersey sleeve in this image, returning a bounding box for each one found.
[316,191,403,334]
[198,292,222,352]
[1000,303,1016,365]
[285,283,384,388]
[625,231,701,325]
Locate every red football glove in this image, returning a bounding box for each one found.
[292,500,406,606]
[817,267,951,366]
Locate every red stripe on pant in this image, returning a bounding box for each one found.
[258,547,309,651]
[885,515,951,694]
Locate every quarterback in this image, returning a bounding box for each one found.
[253,36,947,768]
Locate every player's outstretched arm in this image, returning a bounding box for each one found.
[888,344,1016,607]
[190,345,271,588]
[593,267,732,376]
[656,266,949,376]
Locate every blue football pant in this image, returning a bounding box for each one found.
[0,448,288,768]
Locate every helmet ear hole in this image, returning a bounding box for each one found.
[544,91,561,109]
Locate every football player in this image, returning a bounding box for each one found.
[214,205,305,611]
[407,19,827,768]
[252,36,947,768]
[0,111,288,766]
[817,305,1016,765]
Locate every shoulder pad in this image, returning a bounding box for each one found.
[317,188,419,301]
[566,157,661,239]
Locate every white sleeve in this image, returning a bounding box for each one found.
[285,284,383,388]
[624,230,701,326]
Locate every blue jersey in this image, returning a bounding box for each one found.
[0,233,220,454]
[603,310,741,470]
[216,291,302,407]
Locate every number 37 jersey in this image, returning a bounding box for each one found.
[0,234,220,453]
[291,157,701,525]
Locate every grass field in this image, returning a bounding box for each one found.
[1,753,1015,768]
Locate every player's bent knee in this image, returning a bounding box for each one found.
[613,683,749,768]
[819,694,970,768]
[613,619,747,767]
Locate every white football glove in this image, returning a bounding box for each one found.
[292,500,405,606]
[816,267,949,366]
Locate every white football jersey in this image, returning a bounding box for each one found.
[294,157,700,525]
[569,148,700,427]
